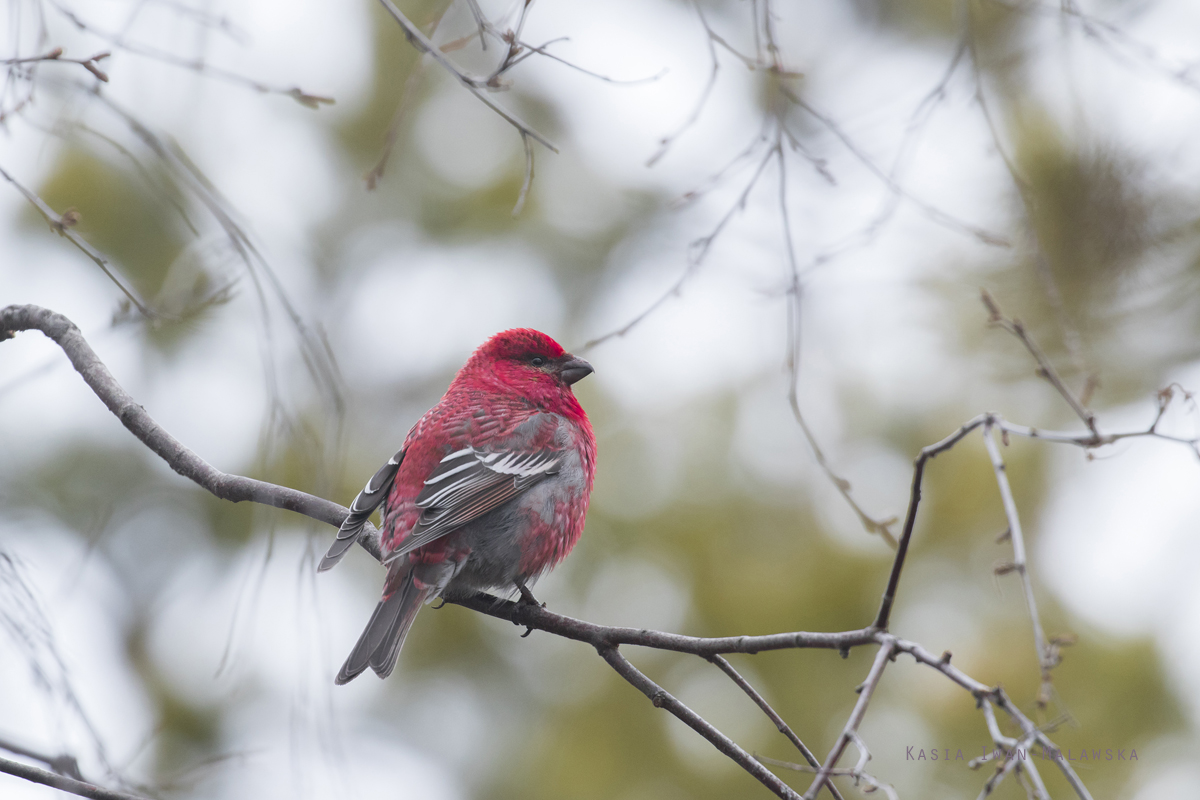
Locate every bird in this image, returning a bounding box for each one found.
[320,328,596,684]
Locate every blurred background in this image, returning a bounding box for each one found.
[2,0,1200,797]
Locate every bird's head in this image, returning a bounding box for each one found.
[456,329,593,408]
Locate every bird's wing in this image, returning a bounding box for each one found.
[318,448,405,572]
[384,444,561,562]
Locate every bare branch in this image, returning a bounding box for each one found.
[779,84,1010,248]
[583,129,776,351]
[758,757,898,800]
[513,131,534,217]
[462,0,489,50]
[874,414,989,629]
[785,296,898,547]
[597,7,1006,354]
[0,164,155,318]
[775,143,881,544]
[647,0,722,167]
[598,646,801,800]
[3,303,1139,800]
[46,2,332,107]
[708,656,844,800]
[510,38,667,85]
[366,1,453,190]
[804,639,896,799]
[988,690,1096,800]
[981,290,1097,435]
[449,592,876,656]
[0,47,110,81]
[987,0,1200,95]
[374,0,557,152]
[0,734,82,780]
[982,422,1058,706]
[965,11,1091,381]
[971,723,1047,799]
[0,754,150,800]
[0,305,379,559]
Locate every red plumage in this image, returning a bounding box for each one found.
[322,329,596,683]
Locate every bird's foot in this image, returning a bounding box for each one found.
[514,578,545,608]
[513,578,543,638]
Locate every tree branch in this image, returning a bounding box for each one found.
[0,304,380,560]
[374,0,556,153]
[446,592,877,655]
[45,2,332,107]
[0,754,150,800]
[982,422,1058,706]
[804,639,896,799]
[2,303,1128,800]
[0,166,154,319]
[0,734,82,780]
[0,47,110,81]
[707,655,841,800]
[874,414,988,630]
[597,646,801,800]
[981,290,1097,435]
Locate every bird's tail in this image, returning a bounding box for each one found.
[336,564,434,684]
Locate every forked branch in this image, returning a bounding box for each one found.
[8,303,1172,800]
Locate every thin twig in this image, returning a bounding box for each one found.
[0,47,110,81]
[91,92,346,416]
[989,0,1200,94]
[598,647,801,800]
[600,3,1005,356]
[777,137,894,545]
[47,2,332,107]
[965,9,1090,381]
[972,724,1045,800]
[786,341,898,547]
[365,6,449,190]
[874,414,989,629]
[505,37,667,85]
[647,0,721,167]
[758,757,899,800]
[708,656,844,800]
[789,35,968,280]
[0,754,150,800]
[0,734,82,780]
[976,701,1050,800]
[513,131,534,217]
[982,422,1058,706]
[374,0,556,152]
[462,0,489,49]
[0,164,154,318]
[989,689,1096,800]
[583,129,777,351]
[779,84,1010,248]
[0,305,378,558]
[981,290,1097,435]
[804,639,896,799]
[4,303,1157,800]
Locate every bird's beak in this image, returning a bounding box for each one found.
[558,355,594,386]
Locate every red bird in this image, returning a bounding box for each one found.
[320,329,596,684]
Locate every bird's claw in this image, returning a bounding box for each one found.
[514,578,544,608]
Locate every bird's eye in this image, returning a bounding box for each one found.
[530,356,546,367]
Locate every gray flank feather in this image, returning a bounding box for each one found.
[319,448,404,572]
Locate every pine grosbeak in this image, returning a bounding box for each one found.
[320,329,595,684]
